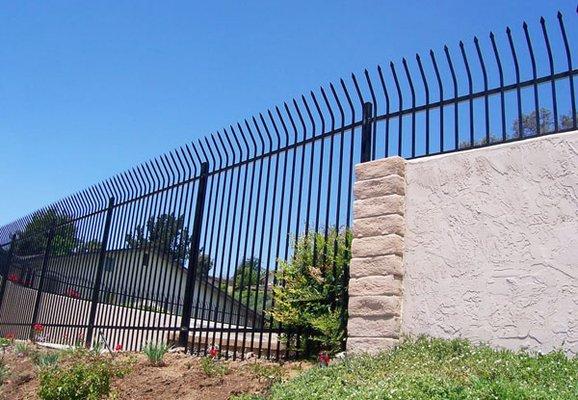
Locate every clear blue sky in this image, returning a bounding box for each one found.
[1,0,575,225]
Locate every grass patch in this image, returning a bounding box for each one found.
[14,342,30,357]
[200,356,229,378]
[264,337,578,400]
[142,342,169,366]
[34,353,59,368]
[0,360,9,384]
[247,362,285,384]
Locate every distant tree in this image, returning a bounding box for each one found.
[194,250,213,278]
[561,113,577,130]
[15,209,77,256]
[125,213,212,275]
[77,239,102,252]
[512,108,554,137]
[458,109,576,150]
[233,258,264,289]
[125,213,190,264]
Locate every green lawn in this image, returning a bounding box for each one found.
[238,337,578,400]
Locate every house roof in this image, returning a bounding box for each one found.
[11,247,264,326]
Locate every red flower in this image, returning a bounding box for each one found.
[318,351,330,367]
[115,343,123,351]
[32,323,44,333]
[65,288,80,299]
[5,332,15,340]
[7,274,19,283]
[208,345,218,358]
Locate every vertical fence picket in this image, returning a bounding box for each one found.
[361,102,374,163]
[85,197,115,348]
[0,234,17,315]
[29,227,55,340]
[179,162,209,350]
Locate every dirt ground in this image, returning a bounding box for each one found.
[0,343,309,400]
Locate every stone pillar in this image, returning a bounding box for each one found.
[347,156,406,354]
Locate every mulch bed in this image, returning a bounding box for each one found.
[0,343,308,400]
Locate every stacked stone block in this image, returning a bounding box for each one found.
[347,156,405,354]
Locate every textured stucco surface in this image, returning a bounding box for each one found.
[402,131,578,354]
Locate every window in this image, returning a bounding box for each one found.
[104,256,115,272]
[142,252,149,267]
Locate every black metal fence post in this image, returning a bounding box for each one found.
[179,162,209,349]
[0,234,17,315]
[85,197,115,348]
[360,102,373,163]
[29,227,55,340]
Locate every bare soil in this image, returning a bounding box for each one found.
[0,343,309,400]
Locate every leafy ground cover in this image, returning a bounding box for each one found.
[237,337,578,400]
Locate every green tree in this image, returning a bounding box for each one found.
[268,228,352,355]
[125,213,212,275]
[125,213,190,265]
[15,209,77,256]
[233,257,264,289]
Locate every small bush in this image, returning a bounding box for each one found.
[0,337,11,350]
[268,228,351,356]
[142,342,169,366]
[200,356,229,378]
[38,359,126,400]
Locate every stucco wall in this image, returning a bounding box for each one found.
[401,131,578,354]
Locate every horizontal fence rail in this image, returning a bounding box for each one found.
[0,11,576,359]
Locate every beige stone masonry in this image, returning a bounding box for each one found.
[347,156,406,355]
[349,275,402,296]
[353,214,405,238]
[353,195,405,219]
[349,255,403,278]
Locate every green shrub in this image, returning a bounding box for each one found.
[268,228,351,356]
[142,342,169,366]
[0,337,11,350]
[38,359,124,400]
[200,356,229,377]
[265,337,578,400]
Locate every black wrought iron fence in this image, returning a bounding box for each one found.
[0,11,576,359]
